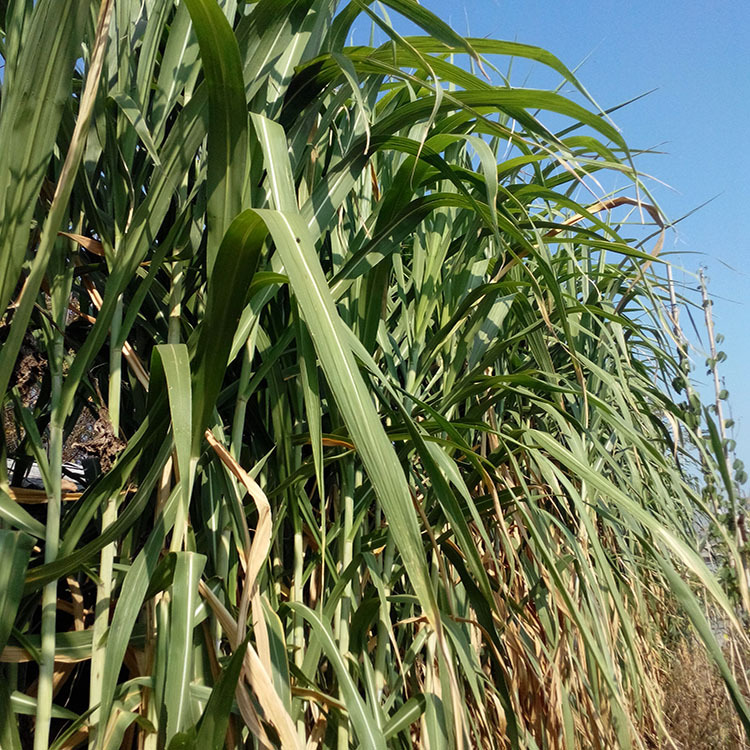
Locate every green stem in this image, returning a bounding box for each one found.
[375,532,394,698]
[34,335,64,750]
[89,294,122,747]
[336,461,355,750]
[108,295,123,435]
[230,341,253,459]
[288,483,304,738]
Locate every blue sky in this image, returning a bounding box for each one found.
[369,0,750,463]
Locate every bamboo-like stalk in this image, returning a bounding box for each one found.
[89,294,122,748]
[700,270,736,520]
[700,269,729,451]
[335,462,355,750]
[231,339,255,458]
[34,333,64,750]
[375,533,395,698]
[700,269,749,580]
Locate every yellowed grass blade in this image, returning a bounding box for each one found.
[198,578,300,749]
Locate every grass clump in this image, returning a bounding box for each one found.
[0,1,747,748]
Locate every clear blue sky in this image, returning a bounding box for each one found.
[367,0,750,465]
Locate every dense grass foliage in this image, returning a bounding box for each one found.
[0,1,747,748]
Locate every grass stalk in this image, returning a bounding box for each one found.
[336,461,355,750]
[375,533,395,699]
[34,332,64,750]
[700,269,729,452]
[230,341,253,459]
[89,294,123,747]
[292,499,306,742]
